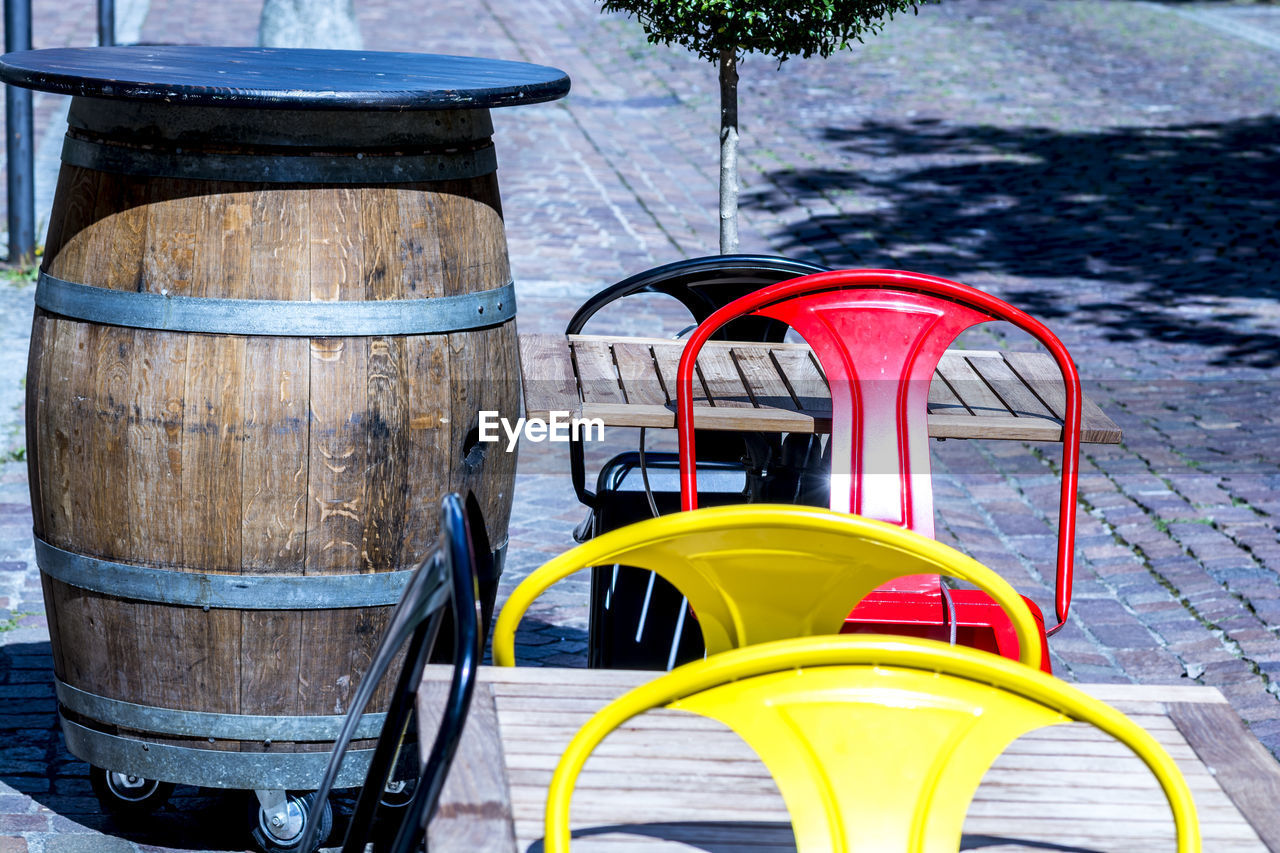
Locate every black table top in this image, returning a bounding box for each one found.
[0,46,570,110]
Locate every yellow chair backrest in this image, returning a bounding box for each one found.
[493,504,1043,668]
[545,635,1200,853]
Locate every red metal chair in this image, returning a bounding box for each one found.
[676,269,1083,671]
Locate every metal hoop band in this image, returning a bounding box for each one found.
[56,678,389,741]
[61,718,373,789]
[61,134,498,183]
[35,536,412,609]
[36,272,516,336]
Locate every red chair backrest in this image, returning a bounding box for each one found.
[676,269,1082,632]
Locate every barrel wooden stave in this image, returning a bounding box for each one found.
[29,103,517,778]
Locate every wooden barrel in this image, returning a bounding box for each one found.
[27,97,519,790]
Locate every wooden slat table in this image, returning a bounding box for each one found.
[519,334,1122,444]
[424,666,1280,852]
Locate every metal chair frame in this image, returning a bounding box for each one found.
[493,505,1045,670]
[676,269,1083,643]
[566,254,829,670]
[301,493,481,853]
[566,253,827,509]
[543,635,1200,853]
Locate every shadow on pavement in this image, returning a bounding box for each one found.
[746,115,1280,367]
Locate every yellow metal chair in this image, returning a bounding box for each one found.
[544,635,1201,853]
[492,504,1044,669]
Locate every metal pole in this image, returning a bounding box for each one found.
[5,0,35,267]
[97,0,115,47]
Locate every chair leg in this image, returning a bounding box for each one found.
[343,614,443,853]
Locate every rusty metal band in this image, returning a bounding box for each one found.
[35,536,414,609]
[61,718,373,789]
[56,678,388,742]
[36,272,516,335]
[61,134,497,182]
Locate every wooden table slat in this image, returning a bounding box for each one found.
[1004,350,1124,444]
[768,346,829,414]
[612,341,669,406]
[732,346,801,412]
[647,342,707,408]
[1001,350,1071,421]
[423,682,519,852]
[1169,700,1280,852]
[928,413,1069,442]
[935,352,1015,419]
[519,334,579,417]
[926,359,970,415]
[573,338,627,405]
[580,402,825,434]
[696,344,755,409]
[964,351,1059,422]
[523,335,1121,444]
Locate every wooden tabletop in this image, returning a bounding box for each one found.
[0,46,570,110]
[520,334,1122,444]
[422,665,1280,852]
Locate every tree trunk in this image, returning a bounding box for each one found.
[258,0,363,49]
[718,48,740,255]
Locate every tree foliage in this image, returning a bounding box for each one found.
[600,0,930,253]
[600,0,925,63]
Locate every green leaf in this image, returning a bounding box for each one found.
[599,0,933,63]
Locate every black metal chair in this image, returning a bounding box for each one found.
[567,255,830,670]
[300,493,481,853]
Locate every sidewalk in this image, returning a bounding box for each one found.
[1,0,1279,850]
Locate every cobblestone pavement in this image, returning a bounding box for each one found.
[0,0,1279,850]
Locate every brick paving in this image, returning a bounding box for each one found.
[0,0,1279,850]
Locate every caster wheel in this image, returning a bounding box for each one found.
[89,765,174,814]
[380,777,417,809]
[249,791,333,853]
[371,778,418,853]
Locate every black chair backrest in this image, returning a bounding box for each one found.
[566,253,828,340]
[300,492,481,853]
[566,255,829,507]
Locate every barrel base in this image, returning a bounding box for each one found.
[61,717,373,791]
